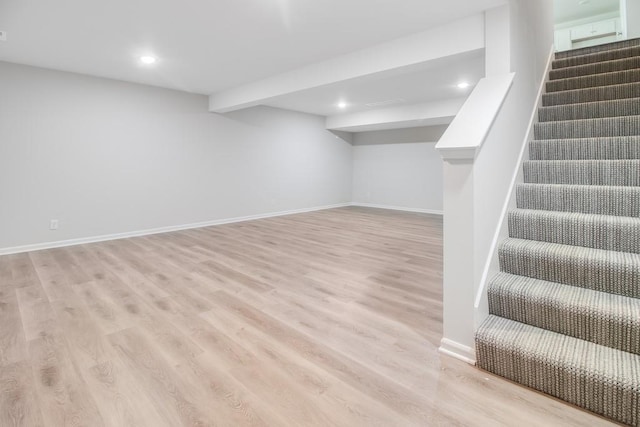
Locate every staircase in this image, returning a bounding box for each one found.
[476,39,640,426]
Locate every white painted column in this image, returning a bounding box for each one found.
[485,5,512,76]
[622,0,640,39]
[438,159,477,363]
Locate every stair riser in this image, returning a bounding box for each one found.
[476,342,639,427]
[529,137,640,160]
[516,184,640,217]
[523,161,640,186]
[508,212,640,253]
[539,99,640,122]
[547,69,640,92]
[499,246,640,298]
[488,286,640,355]
[550,56,640,80]
[542,82,640,106]
[555,39,640,59]
[553,46,640,69]
[534,117,640,139]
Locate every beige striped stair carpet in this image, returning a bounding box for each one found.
[475,38,640,426]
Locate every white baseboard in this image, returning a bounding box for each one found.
[350,202,443,215]
[439,338,476,365]
[0,203,351,256]
[0,201,442,256]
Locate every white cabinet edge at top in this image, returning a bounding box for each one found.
[570,19,619,41]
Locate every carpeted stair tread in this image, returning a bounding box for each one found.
[523,159,640,186]
[508,209,640,253]
[488,272,640,355]
[550,55,640,80]
[529,136,640,160]
[534,115,640,139]
[516,183,640,217]
[554,38,640,60]
[546,69,640,92]
[499,238,640,298]
[542,82,640,107]
[476,315,640,426]
[553,45,640,70]
[539,97,640,122]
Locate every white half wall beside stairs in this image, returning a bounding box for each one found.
[435,0,555,363]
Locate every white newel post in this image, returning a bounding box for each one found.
[438,158,477,363]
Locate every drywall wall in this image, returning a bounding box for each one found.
[435,0,554,360]
[622,0,640,38]
[0,61,353,251]
[472,0,554,323]
[351,126,445,212]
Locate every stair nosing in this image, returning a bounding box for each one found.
[539,96,640,110]
[554,38,640,60]
[534,114,640,126]
[530,135,640,143]
[552,45,640,69]
[477,315,640,384]
[549,56,640,80]
[510,207,640,220]
[488,272,640,338]
[538,97,640,122]
[546,68,640,92]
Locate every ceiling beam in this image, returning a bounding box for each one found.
[325,98,465,132]
[209,14,485,113]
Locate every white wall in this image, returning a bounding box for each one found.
[622,0,640,38]
[0,61,353,252]
[473,0,554,312]
[351,126,445,213]
[435,0,554,362]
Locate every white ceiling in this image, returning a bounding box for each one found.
[554,0,619,24]
[0,0,505,95]
[265,50,485,116]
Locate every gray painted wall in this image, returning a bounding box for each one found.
[351,126,445,212]
[0,61,353,250]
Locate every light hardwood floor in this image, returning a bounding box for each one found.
[0,207,616,426]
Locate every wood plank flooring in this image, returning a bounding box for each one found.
[0,207,616,426]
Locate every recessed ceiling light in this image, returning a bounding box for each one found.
[338,101,348,109]
[457,82,470,89]
[139,55,157,65]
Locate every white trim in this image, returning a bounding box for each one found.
[350,202,443,215]
[436,73,515,161]
[0,201,442,256]
[439,338,476,365]
[473,44,555,310]
[0,203,351,256]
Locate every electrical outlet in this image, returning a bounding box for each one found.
[0,31,6,42]
[49,219,59,230]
